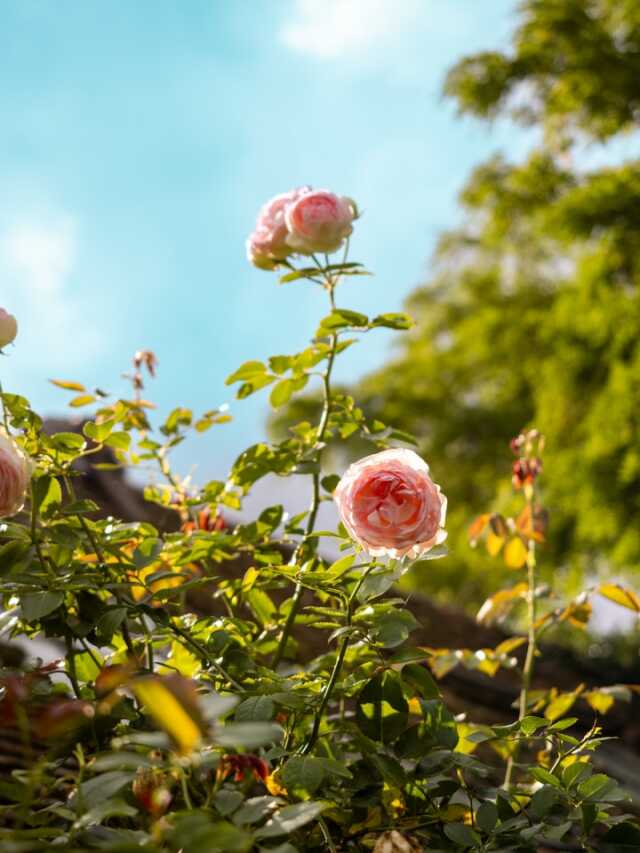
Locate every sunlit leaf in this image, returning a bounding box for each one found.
[598,583,640,613]
[504,536,528,569]
[132,675,205,754]
[49,378,86,392]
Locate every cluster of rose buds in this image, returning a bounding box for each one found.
[181,507,226,534]
[131,349,158,395]
[0,431,31,518]
[218,753,269,784]
[334,448,447,559]
[246,187,357,270]
[510,429,544,491]
[0,308,17,350]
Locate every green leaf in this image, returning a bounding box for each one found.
[32,475,62,516]
[235,696,275,723]
[356,671,409,743]
[83,418,115,442]
[372,609,419,648]
[320,474,340,493]
[72,771,134,809]
[444,823,481,848]
[255,802,325,839]
[104,431,131,451]
[357,564,402,602]
[402,663,441,700]
[281,756,326,794]
[21,591,63,621]
[530,767,561,788]
[520,715,548,736]
[95,607,127,644]
[530,785,559,819]
[318,309,368,332]
[226,360,267,385]
[270,379,295,408]
[475,801,499,833]
[216,722,282,750]
[370,312,414,330]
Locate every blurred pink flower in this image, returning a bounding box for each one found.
[0,432,30,518]
[334,448,447,559]
[246,186,311,269]
[0,310,17,349]
[285,189,356,255]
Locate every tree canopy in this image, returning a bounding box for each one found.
[355,0,640,602]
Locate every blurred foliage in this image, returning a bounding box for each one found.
[279,0,640,606]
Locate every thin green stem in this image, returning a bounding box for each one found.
[503,487,537,789]
[271,283,339,668]
[301,565,371,754]
[64,473,137,658]
[169,622,243,691]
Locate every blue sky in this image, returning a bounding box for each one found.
[1,0,532,481]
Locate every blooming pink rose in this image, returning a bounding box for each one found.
[0,309,17,349]
[246,187,311,269]
[285,190,357,255]
[0,431,30,517]
[334,448,447,559]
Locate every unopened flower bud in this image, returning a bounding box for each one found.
[0,310,17,349]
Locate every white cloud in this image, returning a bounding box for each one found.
[2,219,76,294]
[280,0,422,60]
[0,214,105,372]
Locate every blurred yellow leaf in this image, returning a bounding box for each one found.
[558,599,592,629]
[504,536,528,569]
[599,583,640,613]
[584,691,614,715]
[50,378,86,392]
[468,514,490,546]
[70,394,97,408]
[476,582,527,626]
[545,685,584,722]
[486,532,505,557]
[132,675,204,754]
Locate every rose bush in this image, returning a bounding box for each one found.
[0,198,637,851]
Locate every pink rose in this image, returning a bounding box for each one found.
[246,187,311,269]
[0,309,17,349]
[285,190,356,255]
[334,448,447,559]
[0,431,31,517]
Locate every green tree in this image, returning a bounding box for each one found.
[354,0,640,603]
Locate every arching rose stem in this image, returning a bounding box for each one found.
[300,562,374,755]
[271,272,339,668]
[503,482,538,789]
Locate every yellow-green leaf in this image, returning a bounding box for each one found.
[50,378,86,392]
[132,676,204,754]
[486,532,504,557]
[69,394,97,408]
[476,583,527,626]
[598,583,640,613]
[504,536,528,569]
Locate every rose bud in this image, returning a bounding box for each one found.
[132,768,172,817]
[0,431,31,518]
[285,189,357,255]
[334,448,447,559]
[0,310,17,349]
[247,187,311,269]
